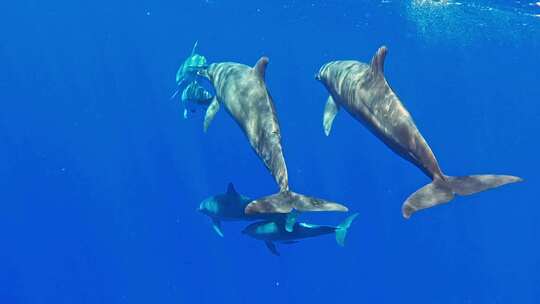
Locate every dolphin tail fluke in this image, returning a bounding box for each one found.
[244,191,348,215]
[402,174,522,219]
[335,213,359,247]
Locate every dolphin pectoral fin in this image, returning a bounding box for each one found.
[284,209,298,233]
[183,109,188,119]
[253,56,269,80]
[265,241,280,256]
[211,218,224,237]
[323,95,340,136]
[370,46,388,76]
[203,97,220,132]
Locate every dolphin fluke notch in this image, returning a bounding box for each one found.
[244,191,348,214]
[402,174,523,219]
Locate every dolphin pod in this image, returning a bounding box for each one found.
[198,183,296,237]
[198,58,349,215]
[179,44,522,255]
[316,46,522,218]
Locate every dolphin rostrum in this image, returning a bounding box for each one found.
[242,213,359,256]
[316,46,522,219]
[199,57,348,215]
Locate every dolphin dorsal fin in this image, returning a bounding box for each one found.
[253,56,269,80]
[226,183,238,196]
[370,46,388,76]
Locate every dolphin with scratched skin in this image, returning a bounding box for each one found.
[242,213,359,256]
[315,46,522,219]
[198,183,297,236]
[198,57,348,216]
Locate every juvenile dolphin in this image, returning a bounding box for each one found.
[198,183,297,236]
[242,213,359,256]
[198,57,348,215]
[316,46,522,219]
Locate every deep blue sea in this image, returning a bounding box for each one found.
[2,0,540,303]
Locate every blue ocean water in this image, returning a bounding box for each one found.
[1,0,539,303]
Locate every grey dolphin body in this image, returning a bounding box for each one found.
[198,183,294,237]
[316,46,522,218]
[199,57,348,215]
[242,213,359,256]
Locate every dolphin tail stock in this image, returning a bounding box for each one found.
[245,191,348,216]
[402,174,523,219]
[335,213,359,247]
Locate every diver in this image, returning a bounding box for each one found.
[171,41,214,119]
[181,80,214,119]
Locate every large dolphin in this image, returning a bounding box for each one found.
[198,183,296,236]
[242,213,359,256]
[198,57,348,215]
[316,46,522,219]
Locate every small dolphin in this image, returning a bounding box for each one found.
[242,213,359,256]
[171,41,208,100]
[316,46,522,219]
[198,57,348,216]
[181,80,214,119]
[198,183,298,236]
